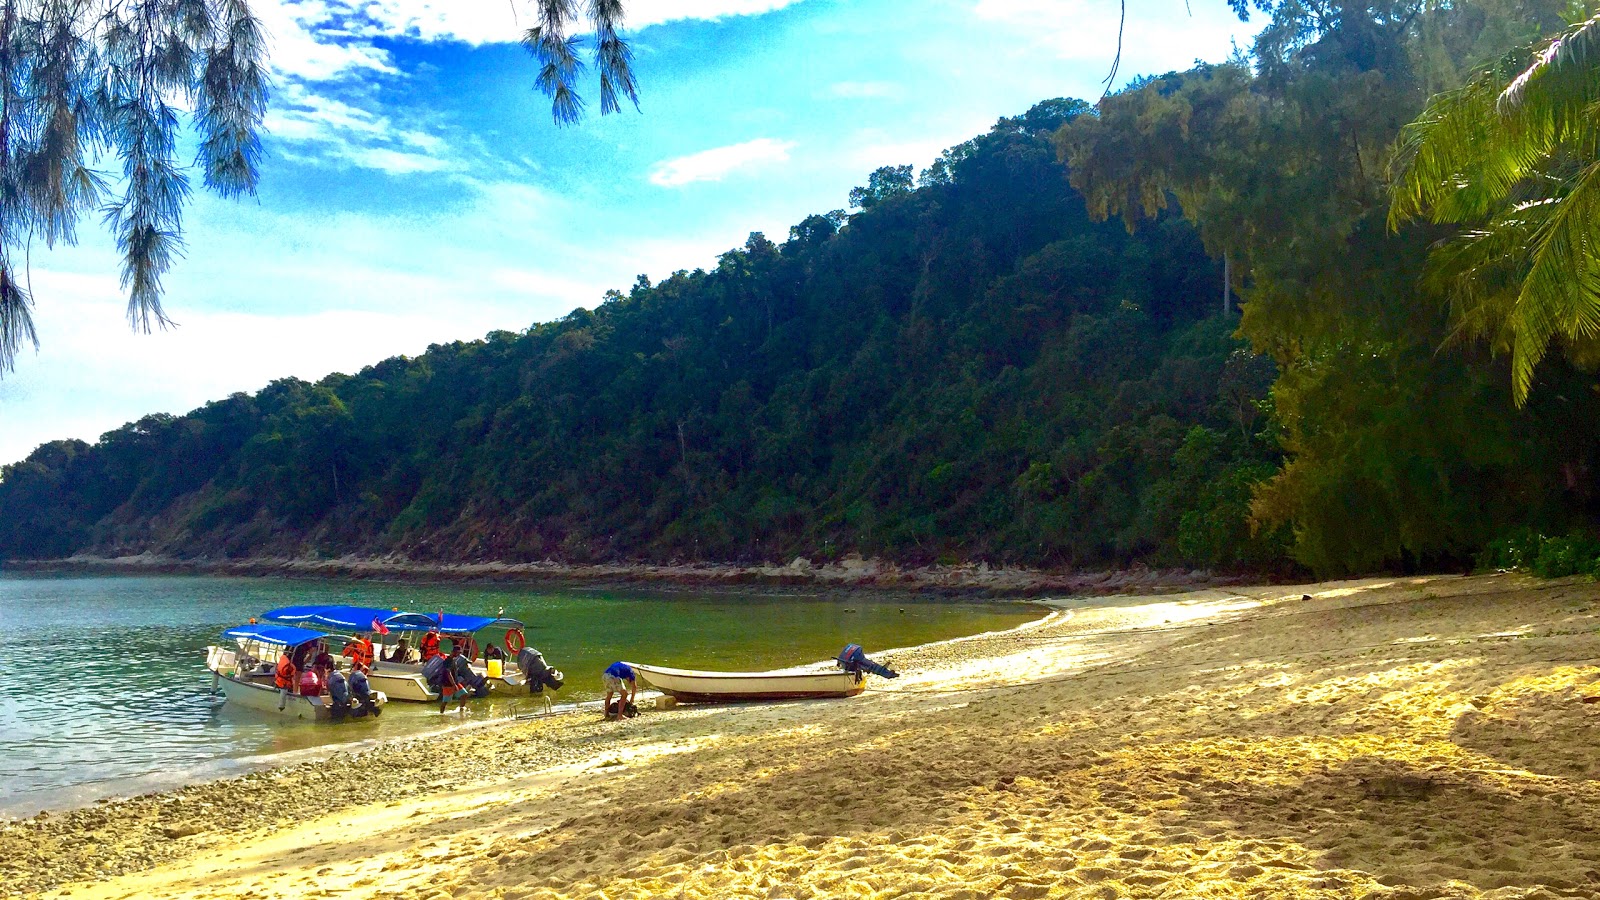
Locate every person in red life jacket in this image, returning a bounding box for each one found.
[274,651,298,691]
[299,664,325,698]
[419,627,442,663]
[341,632,375,670]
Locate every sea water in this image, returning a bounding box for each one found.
[0,573,1042,818]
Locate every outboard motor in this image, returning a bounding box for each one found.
[450,653,491,698]
[517,647,566,694]
[837,643,899,679]
[420,653,447,689]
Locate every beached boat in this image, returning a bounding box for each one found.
[260,604,528,699]
[630,663,866,703]
[205,624,388,721]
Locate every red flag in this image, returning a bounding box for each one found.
[371,617,391,635]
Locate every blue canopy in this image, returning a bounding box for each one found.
[261,604,522,635]
[222,623,327,647]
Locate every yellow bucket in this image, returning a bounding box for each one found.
[487,659,503,679]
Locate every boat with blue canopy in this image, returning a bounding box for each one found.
[205,624,388,721]
[258,604,530,700]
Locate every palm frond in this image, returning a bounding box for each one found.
[524,0,590,126]
[0,256,38,374]
[1504,157,1600,401]
[591,0,638,115]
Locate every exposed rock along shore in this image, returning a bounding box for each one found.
[5,552,1239,596]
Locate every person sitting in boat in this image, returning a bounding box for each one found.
[836,644,899,679]
[312,642,336,674]
[602,662,637,720]
[348,664,381,718]
[341,632,375,671]
[419,627,443,663]
[483,643,504,662]
[274,651,298,693]
[383,637,411,663]
[517,647,566,694]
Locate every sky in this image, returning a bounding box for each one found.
[0,0,1260,466]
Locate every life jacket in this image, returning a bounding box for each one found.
[299,669,323,697]
[342,637,374,669]
[420,632,441,661]
[275,654,297,690]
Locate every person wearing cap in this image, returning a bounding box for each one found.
[602,661,637,720]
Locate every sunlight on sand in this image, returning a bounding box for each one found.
[20,573,1600,900]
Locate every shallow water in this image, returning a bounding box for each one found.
[0,573,1041,818]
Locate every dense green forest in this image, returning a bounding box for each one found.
[0,101,1286,571]
[4,0,1600,576]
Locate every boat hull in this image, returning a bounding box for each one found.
[205,647,387,721]
[364,664,438,702]
[632,663,864,703]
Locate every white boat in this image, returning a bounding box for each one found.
[630,662,866,703]
[205,624,387,722]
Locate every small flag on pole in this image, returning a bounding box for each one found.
[371,617,391,635]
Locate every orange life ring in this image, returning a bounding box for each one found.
[505,629,526,656]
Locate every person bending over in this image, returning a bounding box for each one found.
[602,662,637,720]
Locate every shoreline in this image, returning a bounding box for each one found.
[1,552,1250,598]
[3,605,1064,825]
[12,573,1600,899]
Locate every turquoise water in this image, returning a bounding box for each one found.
[0,573,1041,818]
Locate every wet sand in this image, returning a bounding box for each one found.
[9,573,1600,899]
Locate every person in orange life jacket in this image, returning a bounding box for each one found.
[419,627,442,663]
[341,632,375,670]
[274,652,298,691]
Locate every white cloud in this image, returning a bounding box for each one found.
[649,138,796,187]
[972,0,1253,72]
[263,81,453,174]
[626,0,805,28]
[252,0,809,83]
[340,147,453,174]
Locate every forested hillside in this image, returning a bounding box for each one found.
[0,101,1288,571]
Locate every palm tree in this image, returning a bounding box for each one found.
[1392,13,1600,405]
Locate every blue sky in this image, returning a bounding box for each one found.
[0,0,1258,465]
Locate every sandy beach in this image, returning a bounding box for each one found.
[8,572,1600,899]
